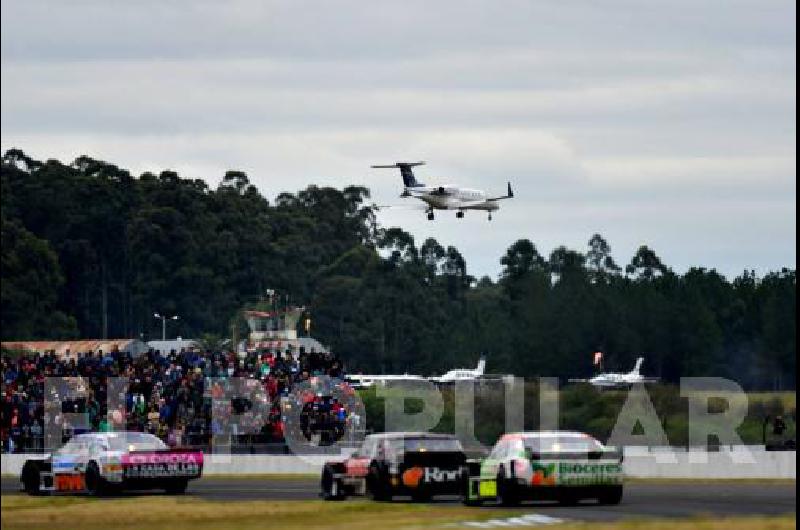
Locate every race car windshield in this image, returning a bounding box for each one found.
[524,436,604,453]
[403,438,462,452]
[106,433,168,452]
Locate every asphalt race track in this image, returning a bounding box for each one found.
[2,476,796,522]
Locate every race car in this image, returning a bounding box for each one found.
[320,432,466,501]
[20,431,203,495]
[461,431,623,506]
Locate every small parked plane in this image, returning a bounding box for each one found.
[428,356,487,384]
[346,356,488,388]
[569,357,659,389]
[346,373,426,389]
[371,162,514,220]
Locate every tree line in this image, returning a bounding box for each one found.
[1,149,795,389]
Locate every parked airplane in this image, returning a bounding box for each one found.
[569,357,659,389]
[346,373,426,389]
[346,356,488,388]
[428,356,487,384]
[371,162,514,220]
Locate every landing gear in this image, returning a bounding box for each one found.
[427,209,435,221]
[488,212,493,221]
[456,211,464,219]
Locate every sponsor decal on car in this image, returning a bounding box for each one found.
[121,452,203,479]
[424,466,460,483]
[401,466,459,487]
[556,462,623,486]
[55,474,85,492]
[478,480,497,497]
[401,466,424,487]
[530,462,556,486]
[53,459,79,471]
[121,452,203,465]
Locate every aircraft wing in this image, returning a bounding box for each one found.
[455,200,492,209]
[373,203,429,211]
[567,378,589,383]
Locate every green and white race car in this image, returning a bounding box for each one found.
[461,431,623,506]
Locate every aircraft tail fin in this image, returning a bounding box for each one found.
[488,182,514,201]
[475,355,486,376]
[631,357,644,376]
[372,162,425,188]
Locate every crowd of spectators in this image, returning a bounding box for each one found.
[1,345,349,453]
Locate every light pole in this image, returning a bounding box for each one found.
[154,313,179,341]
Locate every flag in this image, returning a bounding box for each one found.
[593,351,603,366]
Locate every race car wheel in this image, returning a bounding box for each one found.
[165,478,189,495]
[21,463,41,496]
[85,461,108,496]
[496,467,520,507]
[321,465,346,501]
[597,485,623,505]
[367,463,390,501]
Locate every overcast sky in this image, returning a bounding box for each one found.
[1,1,795,279]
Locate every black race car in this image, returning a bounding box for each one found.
[321,432,466,501]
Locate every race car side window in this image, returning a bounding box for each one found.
[89,439,108,455]
[58,437,91,456]
[62,438,89,456]
[489,440,507,460]
[508,438,525,458]
[387,439,404,460]
[357,437,378,458]
[55,440,79,455]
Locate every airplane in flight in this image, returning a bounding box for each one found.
[371,162,514,220]
[428,356,487,384]
[569,357,659,389]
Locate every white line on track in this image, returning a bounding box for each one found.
[456,513,566,527]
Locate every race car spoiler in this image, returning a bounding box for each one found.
[524,449,623,461]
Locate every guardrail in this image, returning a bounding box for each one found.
[1,447,795,479]
[622,446,796,479]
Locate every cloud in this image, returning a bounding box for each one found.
[1,0,795,278]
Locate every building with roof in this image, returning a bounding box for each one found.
[240,307,328,355]
[1,339,149,359]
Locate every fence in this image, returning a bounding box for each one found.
[1,446,795,479]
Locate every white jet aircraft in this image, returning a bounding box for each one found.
[428,357,487,384]
[346,356,488,388]
[346,373,426,389]
[569,357,659,389]
[371,162,513,220]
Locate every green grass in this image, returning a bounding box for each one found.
[555,517,796,530]
[0,495,519,530]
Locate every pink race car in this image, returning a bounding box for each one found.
[21,432,203,495]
